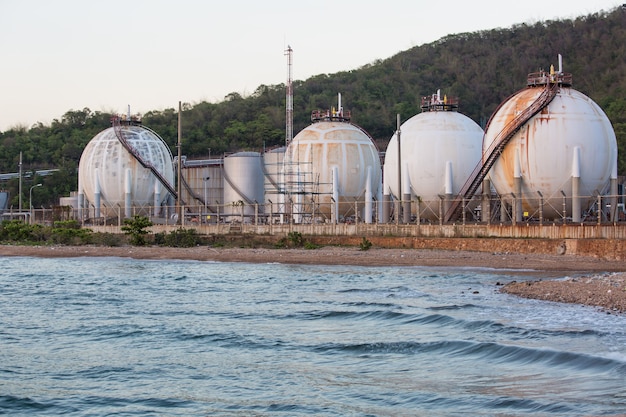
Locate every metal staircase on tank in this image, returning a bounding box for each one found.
[443,77,562,223]
[111,115,178,200]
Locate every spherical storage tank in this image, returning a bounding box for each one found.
[223,152,265,221]
[383,92,484,220]
[484,66,617,220]
[284,109,381,222]
[78,120,175,218]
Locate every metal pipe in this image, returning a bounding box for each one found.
[572,146,581,222]
[177,101,182,224]
[365,166,372,224]
[402,161,411,223]
[396,114,401,225]
[94,170,101,219]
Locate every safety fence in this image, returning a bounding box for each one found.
[9,192,625,233]
[2,195,626,239]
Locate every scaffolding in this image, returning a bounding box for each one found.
[262,148,332,224]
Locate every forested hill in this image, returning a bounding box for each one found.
[1,6,625,207]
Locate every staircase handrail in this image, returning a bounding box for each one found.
[112,117,178,200]
[444,82,559,222]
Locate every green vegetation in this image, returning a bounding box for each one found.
[0,219,96,245]
[275,231,319,249]
[359,237,373,251]
[159,228,201,248]
[1,7,625,208]
[121,215,153,246]
[288,231,304,247]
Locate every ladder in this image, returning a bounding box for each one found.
[444,82,560,222]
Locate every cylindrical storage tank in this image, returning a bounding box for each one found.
[78,123,175,218]
[263,147,285,206]
[284,120,381,221]
[383,100,484,221]
[223,152,264,222]
[484,74,617,220]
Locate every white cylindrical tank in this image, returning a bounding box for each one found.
[78,124,174,218]
[263,147,285,206]
[484,76,617,220]
[223,152,264,221]
[383,97,484,221]
[284,120,381,221]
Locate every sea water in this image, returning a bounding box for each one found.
[1,255,625,416]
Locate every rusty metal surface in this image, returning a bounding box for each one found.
[485,87,617,219]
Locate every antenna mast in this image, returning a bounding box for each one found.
[285,45,293,146]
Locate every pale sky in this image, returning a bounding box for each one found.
[0,0,620,132]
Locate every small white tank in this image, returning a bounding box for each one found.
[263,147,285,206]
[383,92,484,220]
[78,122,174,218]
[485,68,617,220]
[223,152,264,222]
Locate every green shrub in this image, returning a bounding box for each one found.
[0,220,43,242]
[90,232,124,246]
[359,237,372,251]
[50,227,92,245]
[164,228,201,248]
[121,215,153,246]
[304,241,319,250]
[287,231,304,247]
[154,232,166,245]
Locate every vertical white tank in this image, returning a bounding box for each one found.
[484,68,617,220]
[78,122,174,218]
[223,152,265,221]
[383,92,484,221]
[284,109,381,222]
[263,147,285,206]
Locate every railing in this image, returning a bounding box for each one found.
[111,116,178,199]
[444,82,560,222]
[25,191,625,230]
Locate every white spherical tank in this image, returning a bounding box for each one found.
[223,152,265,221]
[383,99,484,221]
[284,120,381,220]
[78,124,175,217]
[484,76,617,220]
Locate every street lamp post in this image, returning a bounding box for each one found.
[29,183,42,224]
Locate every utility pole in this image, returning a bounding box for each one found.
[177,101,182,225]
[285,45,293,146]
[396,114,401,225]
[18,151,23,212]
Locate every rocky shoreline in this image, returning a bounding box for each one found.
[1,244,626,314]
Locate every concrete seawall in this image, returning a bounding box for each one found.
[307,236,626,261]
[86,223,626,261]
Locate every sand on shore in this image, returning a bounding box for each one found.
[1,244,626,314]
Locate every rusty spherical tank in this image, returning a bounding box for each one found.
[383,110,483,220]
[284,120,381,218]
[78,125,174,214]
[484,85,617,219]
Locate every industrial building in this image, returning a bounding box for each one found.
[2,54,619,229]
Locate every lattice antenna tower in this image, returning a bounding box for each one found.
[285,45,293,146]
